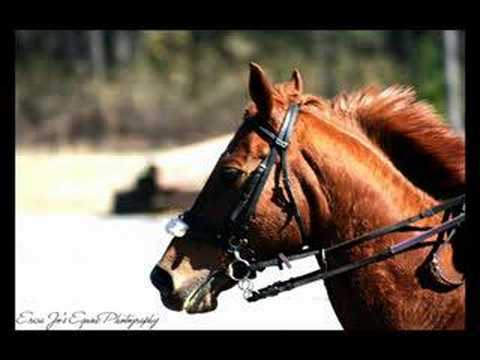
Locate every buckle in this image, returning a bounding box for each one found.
[257,125,289,149]
[274,137,289,149]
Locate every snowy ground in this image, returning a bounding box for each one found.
[15,213,342,331]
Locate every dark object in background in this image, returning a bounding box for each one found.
[112,164,197,214]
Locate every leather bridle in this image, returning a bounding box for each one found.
[166,103,466,302]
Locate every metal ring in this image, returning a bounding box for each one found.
[228,236,243,250]
[227,259,252,281]
[233,250,242,261]
[242,288,254,300]
[238,279,253,291]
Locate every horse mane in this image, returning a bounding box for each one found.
[274,82,465,200]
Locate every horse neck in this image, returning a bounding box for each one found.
[300,120,438,245]
[298,124,464,329]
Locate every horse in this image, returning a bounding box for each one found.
[151,63,465,330]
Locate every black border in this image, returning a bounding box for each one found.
[9,23,478,339]
[464,29,479,332]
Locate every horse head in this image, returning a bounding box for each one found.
[150,63,465,329]
[150,63,325,313]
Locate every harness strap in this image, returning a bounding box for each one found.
[249,194,465,272]
[229,150,277,231]
[324,194,465,253]
[427,206,465,288]
[247,212,465,302]
[251,248,320,271]
[276,105,308,241]
[229,104,306,241]
[280,149,308,241]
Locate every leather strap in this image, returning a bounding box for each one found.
[228,104,306,242]
[247,211,465,302]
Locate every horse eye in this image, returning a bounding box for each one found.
[221,167,244,185]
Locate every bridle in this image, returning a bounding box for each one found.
[166,103,466,302]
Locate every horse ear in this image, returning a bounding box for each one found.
[291,68,304,93]
[249,62,274,116]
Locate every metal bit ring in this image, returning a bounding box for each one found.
[227,258,252,281]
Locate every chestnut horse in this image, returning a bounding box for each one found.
[151,63,465,330]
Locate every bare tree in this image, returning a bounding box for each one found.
[443,30,464,132]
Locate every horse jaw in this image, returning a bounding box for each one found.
[183,271,235,314]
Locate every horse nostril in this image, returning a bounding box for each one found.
[221,167,244,184]
[150,266,173,295]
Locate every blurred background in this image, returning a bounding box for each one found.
[16,30,465,214]
[15,30,465,330]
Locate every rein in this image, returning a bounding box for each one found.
[247,200,465,301]
[166,103,466,302]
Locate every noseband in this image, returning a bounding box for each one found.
[166,103,466,302]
